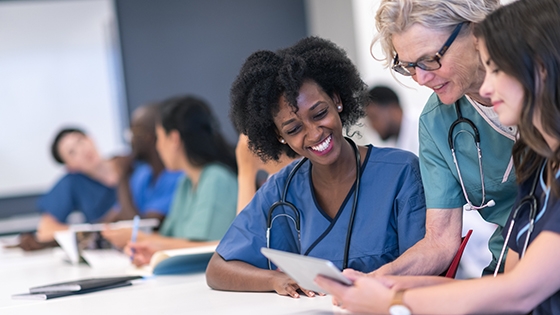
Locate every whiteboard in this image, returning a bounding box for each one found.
[0,0,127,198]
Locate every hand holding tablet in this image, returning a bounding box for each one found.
[260,247,353,293]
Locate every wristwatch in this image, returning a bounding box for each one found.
[389,289,411,315]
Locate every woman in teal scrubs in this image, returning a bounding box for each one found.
[371,0,517,276]
[125,96,238,266]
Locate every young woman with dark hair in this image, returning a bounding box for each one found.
[122,95,238,266]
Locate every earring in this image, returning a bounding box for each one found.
[337,105,342,111]
[280,139,286,144]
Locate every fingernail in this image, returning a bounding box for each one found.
[309,292,315,297]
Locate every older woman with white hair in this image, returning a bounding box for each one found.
[369,0,517,277]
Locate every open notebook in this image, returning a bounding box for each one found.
[127,244,217,276]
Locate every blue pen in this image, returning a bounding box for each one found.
[130,215,140,261]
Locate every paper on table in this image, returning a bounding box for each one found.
[81,249,132,269]
[127,244,217,276]
[70,218,159,232]
[54,218,160,265]
[54,230,80,264]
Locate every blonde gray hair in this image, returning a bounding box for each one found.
[373,0,500,67]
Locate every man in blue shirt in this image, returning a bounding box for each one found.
[103,104,182,226]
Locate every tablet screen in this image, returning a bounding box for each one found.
[260,247,353,293]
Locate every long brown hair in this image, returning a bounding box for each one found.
[475,0,560,196]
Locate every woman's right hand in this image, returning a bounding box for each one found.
[124,241,160,267]
[270,270,317,298]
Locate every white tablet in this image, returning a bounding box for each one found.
[260,247,353,293]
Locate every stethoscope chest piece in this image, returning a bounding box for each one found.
[449,101,495,211]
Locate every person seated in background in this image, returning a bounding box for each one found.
[235,134,298,214]
[116,95,238,266]
[316,1,560,313]
[27,104,181,250]
[33,128,121,245]
[205,36,426,298]
[365,86,418,155]
[101,103,182,247]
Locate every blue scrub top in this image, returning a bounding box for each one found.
[127,162,182,216]
[37,173,116,223]
[217,145,426,272]
[505,164,560,315]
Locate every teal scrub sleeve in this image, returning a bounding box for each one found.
[181,166,237,241]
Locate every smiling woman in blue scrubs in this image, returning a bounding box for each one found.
[205,37,427,298]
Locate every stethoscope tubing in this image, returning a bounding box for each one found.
[265,137,361,270]
[493,165,540,277]
[448,101,493,211]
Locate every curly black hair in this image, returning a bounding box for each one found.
[230,36,366,162]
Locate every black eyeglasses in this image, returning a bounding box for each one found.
[392,22,465,76]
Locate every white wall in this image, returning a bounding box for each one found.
[305,0,515,148]
[305,0,432,148]
[0,0,127,198]
[352,0,433,113]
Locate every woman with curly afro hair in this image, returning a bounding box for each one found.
[206,37,427,299]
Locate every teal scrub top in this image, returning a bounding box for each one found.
[159,163,237,241]
[419,94,518,274]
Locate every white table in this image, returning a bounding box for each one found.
[0,240,346,315]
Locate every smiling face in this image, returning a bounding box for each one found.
[273,80,344,166]
[392,23,484,105]
[478,39,524,127]
[57,132,102,173]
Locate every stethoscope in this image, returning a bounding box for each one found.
[448,101,496,211]
[493,162,542,277]
[266,137,361,270]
